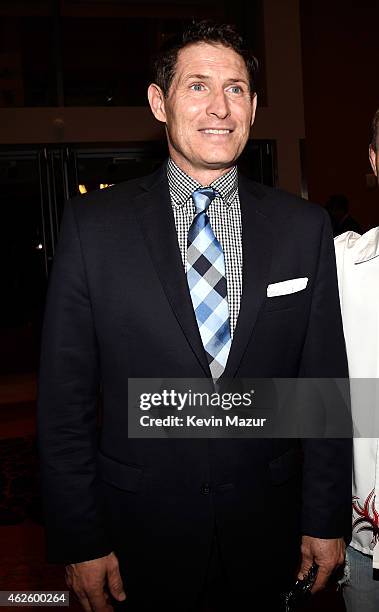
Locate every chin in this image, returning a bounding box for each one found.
[198,152,237,167]
[201,158,237,169]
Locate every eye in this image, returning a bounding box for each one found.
[228,85,243,94]
[190,83,206,91]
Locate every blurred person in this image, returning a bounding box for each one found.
[38,20,351,612]
[326,194,362,237]
[335,108,379,612]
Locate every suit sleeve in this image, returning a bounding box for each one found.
[299,211,352,540]
[37,199,112,564]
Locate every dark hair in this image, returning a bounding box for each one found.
[370,108,379,152]
[153,20,259,98]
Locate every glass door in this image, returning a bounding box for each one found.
[71,143,169,195]
[0,150,47,379]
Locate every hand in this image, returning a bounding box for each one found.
[65,551,126,611]
[298,535,345,593]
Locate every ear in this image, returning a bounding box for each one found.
[147,83,167,123]
[369,145,378,176]
[250,93,258,127]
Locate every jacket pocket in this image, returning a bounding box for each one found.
[268,447,303,485]
[262,291,306,313]
[97,451,144,492]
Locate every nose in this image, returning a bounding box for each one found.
[206,89,231,120]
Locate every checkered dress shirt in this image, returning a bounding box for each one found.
[167,158,243,337]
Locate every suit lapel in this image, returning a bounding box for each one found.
[222,174,274,378]
[133,167,211,377]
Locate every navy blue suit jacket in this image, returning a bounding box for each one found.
[37,164,351,609]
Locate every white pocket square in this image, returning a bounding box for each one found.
[267,277,308,297]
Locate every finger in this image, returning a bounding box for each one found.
[338,551,346,566]
[87,588,112,611]
[311,566,332,593]
[73,589,93,612]
[107,565,126,601]
[297,552,314,579]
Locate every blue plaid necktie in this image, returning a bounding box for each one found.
[187,188,231,379]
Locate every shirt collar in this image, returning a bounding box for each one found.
[167,158,238,208]
[352,227,379,264]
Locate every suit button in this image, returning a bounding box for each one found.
[201,483,211,494]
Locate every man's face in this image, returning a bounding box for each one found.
[148,42,257,177]
[369,142,379,185]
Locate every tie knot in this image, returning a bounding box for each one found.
[192,187,218,214]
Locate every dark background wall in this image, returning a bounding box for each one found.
[301,0,379,230]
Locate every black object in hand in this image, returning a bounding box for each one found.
[282,563,319,611]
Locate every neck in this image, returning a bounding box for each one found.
[170,157,234,186]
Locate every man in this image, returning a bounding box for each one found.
[38,21,351,611]
[325,194,362,237]
[335,108,379,612]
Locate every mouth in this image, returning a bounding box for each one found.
[199,128,233,135]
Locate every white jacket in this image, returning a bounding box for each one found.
[335,229,379,568]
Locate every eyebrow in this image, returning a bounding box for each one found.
[184,74,249,85]
[184,73,211,81]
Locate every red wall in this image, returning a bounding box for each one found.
[301,1,379,230]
